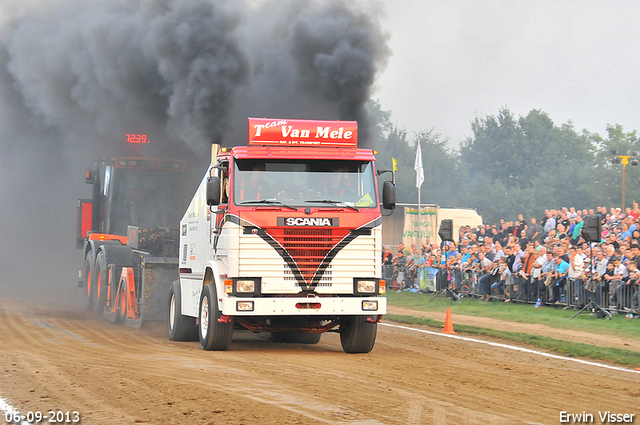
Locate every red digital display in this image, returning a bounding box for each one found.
[126,134,149,144]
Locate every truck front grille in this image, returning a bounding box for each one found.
[266,228,349,285]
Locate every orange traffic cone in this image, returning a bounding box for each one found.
[442,307,457,334]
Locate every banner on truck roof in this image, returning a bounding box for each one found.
[248,118,358,148]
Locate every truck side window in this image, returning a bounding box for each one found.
[103,166,111,197]
[220,162,229,204]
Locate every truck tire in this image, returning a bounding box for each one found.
[167,281,198,341]
[92,251,109,312]
[198,284,233,350]
[116,282,127,324]
[339,316,377,354]
[271,332,322,344]
[82,252,95,312]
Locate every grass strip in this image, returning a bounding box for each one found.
[386,292,640,340]
[384,313,640,367]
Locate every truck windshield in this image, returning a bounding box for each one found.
[233,159,378,208]
[110,168,186,234]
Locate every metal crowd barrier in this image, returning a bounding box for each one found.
[382,260,637,313]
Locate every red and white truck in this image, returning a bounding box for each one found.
[169,118,396,353]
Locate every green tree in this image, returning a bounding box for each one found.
[460,108,526,187]
[461,108,599,222]
[592,124,640,210]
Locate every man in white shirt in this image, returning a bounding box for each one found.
[531,246,547,302]
[568,246,585,306]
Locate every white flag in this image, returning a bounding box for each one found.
[414,143,424,188]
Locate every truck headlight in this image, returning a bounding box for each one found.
[236,280,255,293]
[236,301,254,311]
[356,280,376,294]
[362,300,378,311]
[228,278,261,295]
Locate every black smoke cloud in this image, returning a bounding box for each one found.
[3,0,248,155]
[0,0,389,303]
[229,0,389,144]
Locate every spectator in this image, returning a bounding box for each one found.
[533,239,543,251]
[606,257,628,310]
[382,246,394,288]
[568,246,585,307]
[405,244,421,289]
[607,232,620,250]
[527,217,542,243]
[492,258,514,302]
[483,243,495,262]
[478,257,497,300]
[592,249,609,306]
[499,222,510,246]
[514,215,526,236]
[621,222,632,241]
[556,223,569,240]
[541,251,556,304]
[506,221,515,238]
[395,248,407,289]
[397,242,410,257]
[503,246,515,273]
[519,229,530,249]
[629,201,640,222]
[382,246,394,265]
[559,212,571,229]
[627,267,640,316]
[447,242,459,258]
[550,255,569,304]
[571,216,583,246]
[511,243,525,274]
[519,244,538,300]
[491,226,500,240]
[544,228,558,245]
[421,239,431,256]
[629,243,640,269]
[460,245,471,265]
[531,246,548,302]
[618,261,637,310]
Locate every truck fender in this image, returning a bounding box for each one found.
[97,244,135,268]
[84,239,123,263]
[205,259,228,312]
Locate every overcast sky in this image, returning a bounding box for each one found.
[375,0,640,146]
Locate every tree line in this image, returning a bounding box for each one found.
[369,101,640,224]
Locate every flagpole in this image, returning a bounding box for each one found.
[414,142,424,248]
[418,179,421,246]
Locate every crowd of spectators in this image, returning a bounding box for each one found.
[383,204,640,317]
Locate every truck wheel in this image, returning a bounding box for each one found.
[92,251,109,312]
[198,284,233,350]
[339,316,377,354]
[271,332,322,344]
[116,282,127,324]
[167,281,198,341]
[82,252,95,311]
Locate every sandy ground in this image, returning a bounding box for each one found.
[0,297,638,425]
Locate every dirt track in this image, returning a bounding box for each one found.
[0,297,638,425]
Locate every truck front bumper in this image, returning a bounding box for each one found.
[220,296,387,316]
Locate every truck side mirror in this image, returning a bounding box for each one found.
[206,176,221,206]
[382,181,395,210]
[85,169,95,184]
